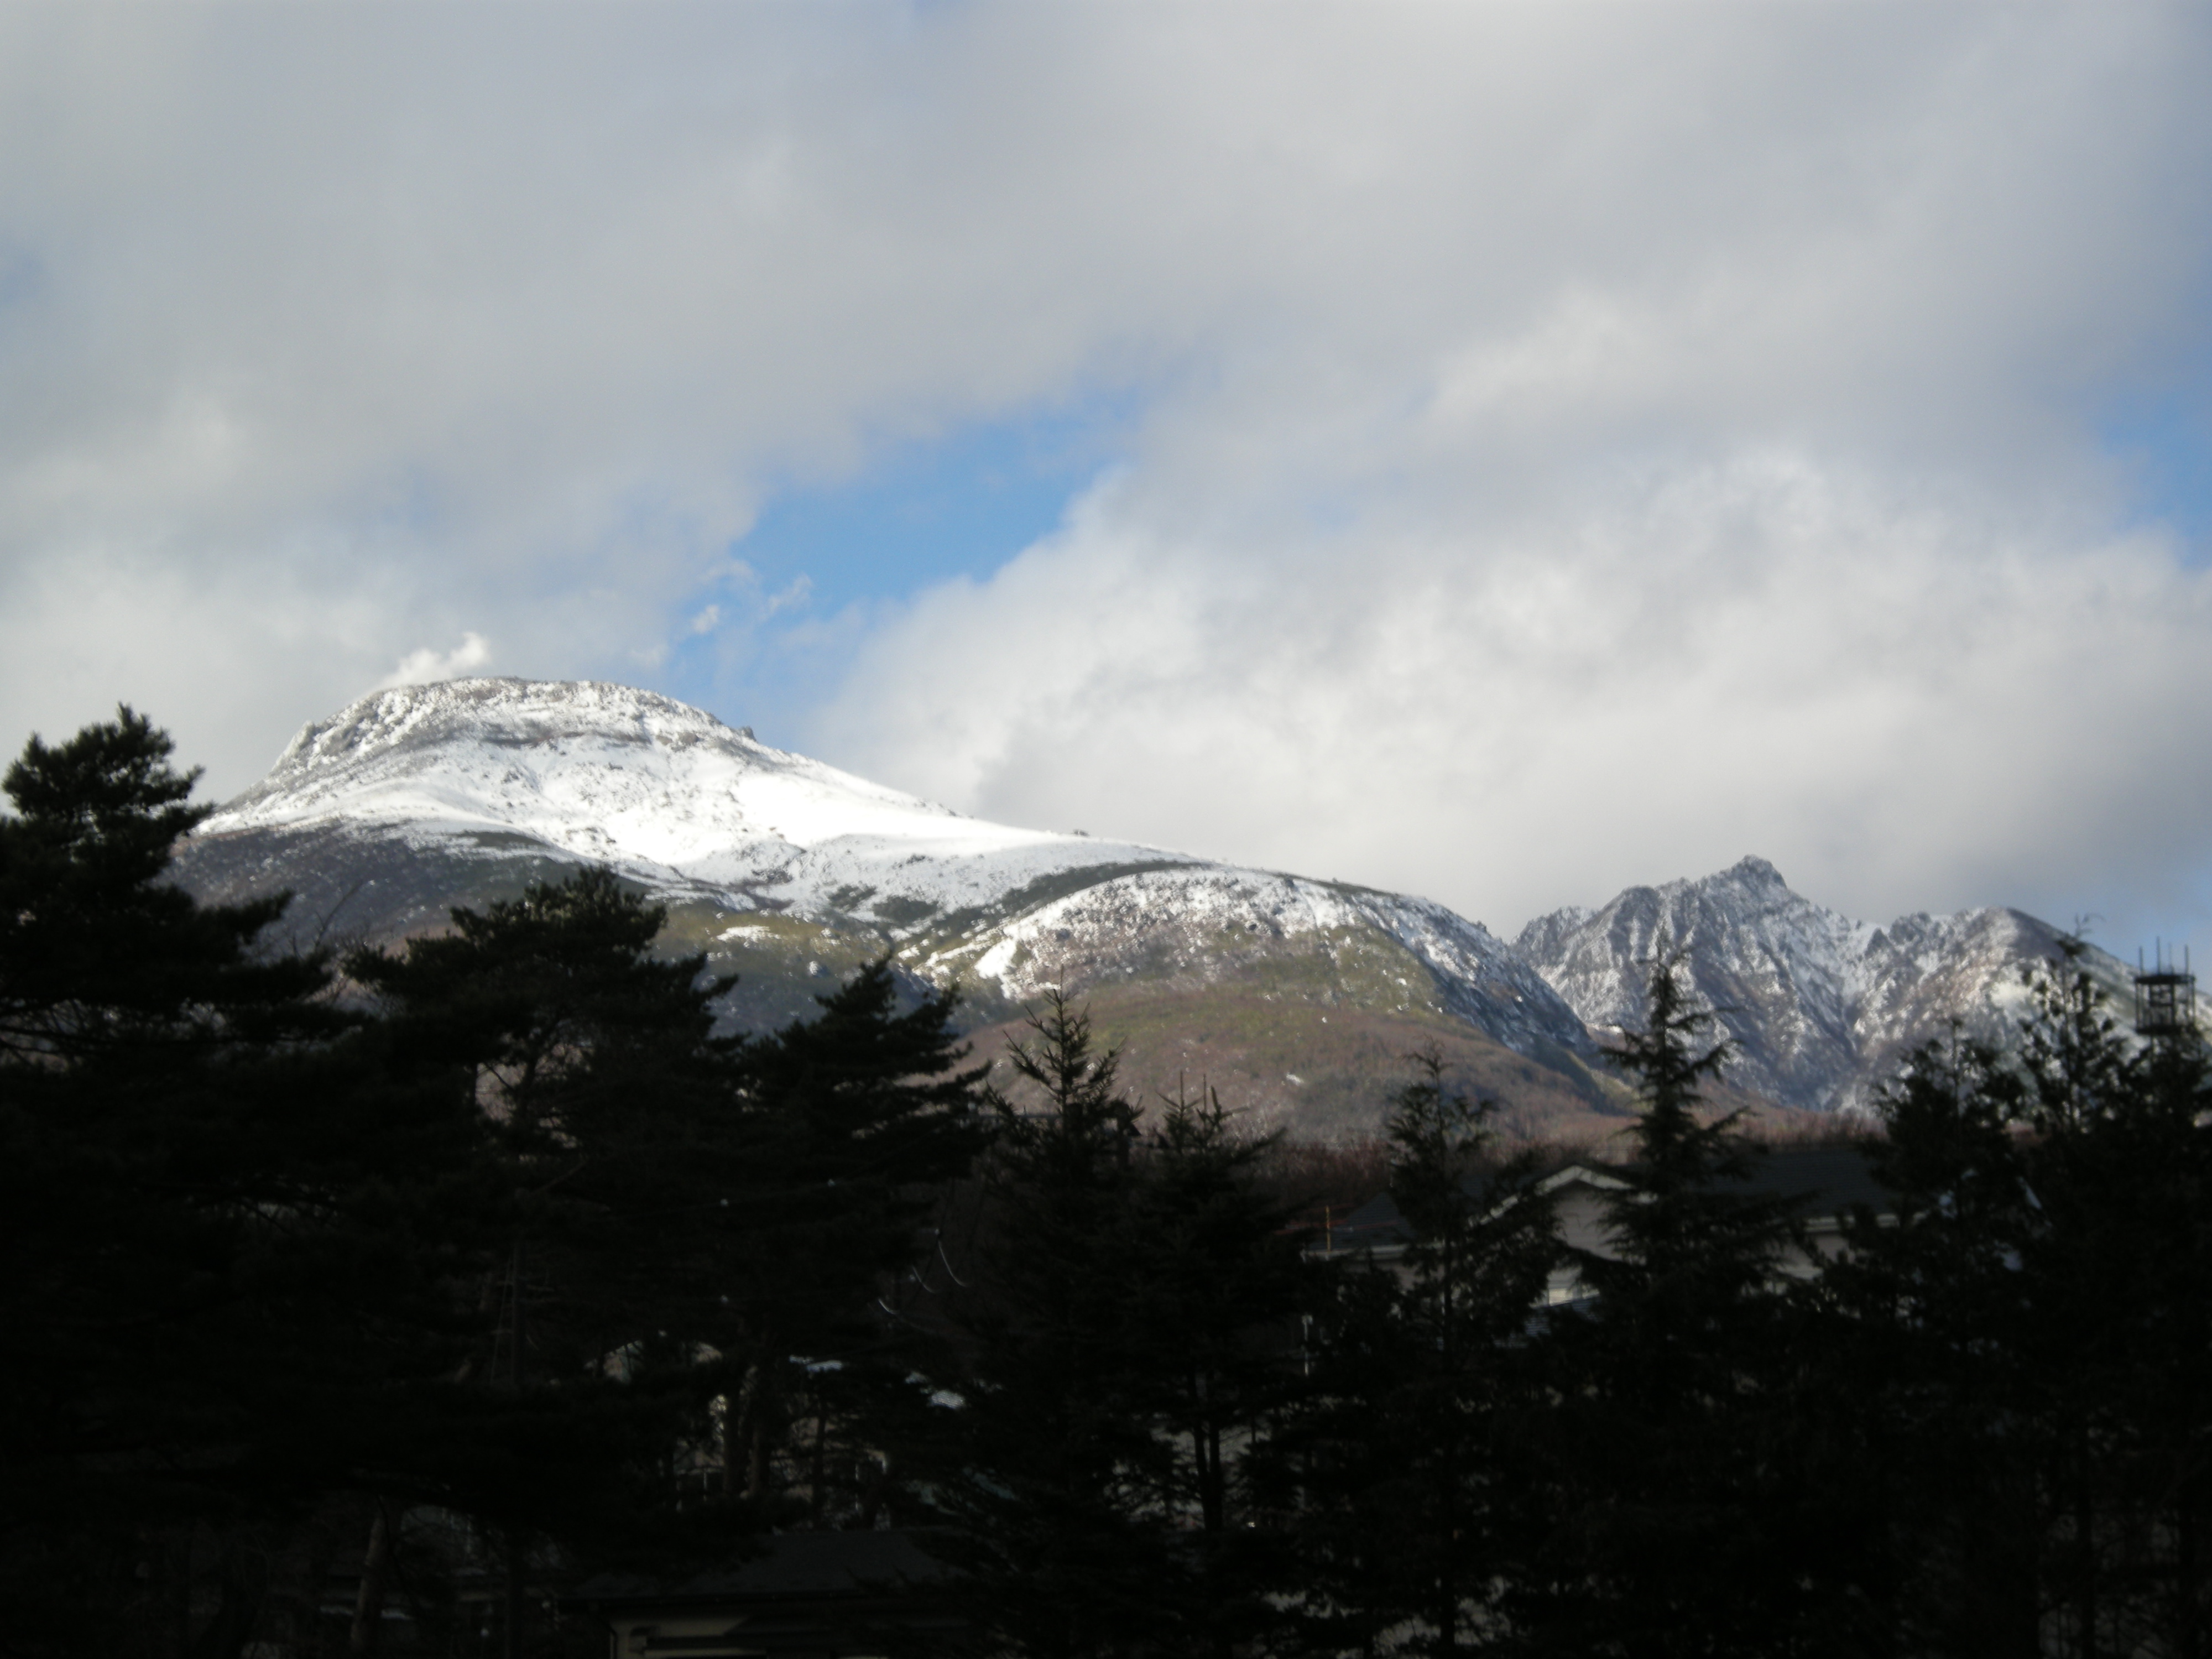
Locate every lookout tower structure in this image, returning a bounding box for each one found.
[2133,943,2197,1040]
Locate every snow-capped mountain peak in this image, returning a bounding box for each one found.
[204,677,1184,913]
[175,677,1603,1140]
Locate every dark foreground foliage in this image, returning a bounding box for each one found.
[5,711,2210,1658]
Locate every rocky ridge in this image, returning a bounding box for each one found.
[1515,856,2128,1114]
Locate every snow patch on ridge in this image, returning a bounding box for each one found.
[930,865,1575,1051]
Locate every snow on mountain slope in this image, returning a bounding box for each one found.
[929,865,1577,1054]
[189,680,1593,1075]
[1516,856,2123,1112]
[202,678,1201,922]
[186,684,2128,1126]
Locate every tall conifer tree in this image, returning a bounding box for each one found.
[0,712,488,1656]
[347,869,749,1652]
[1124,1081,1308,1657]
[1283,1053,1556,1657]
[926,991,1165,1658]
[1524,956,1826,1657]
[2009,942,2212,1656]
[717,958,990,1524]
[1822,1027,2041,1655]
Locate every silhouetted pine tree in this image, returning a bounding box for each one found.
[1825,942,2212,1656]
[925,991,1167,1658]
[1822,1026,2042,1656]
[347,869,750,1653]
[2010,942,2212,1657]
[1124,1081,1308,1657]
[1280,1052,1557,1657]
[1522,956,1832,1657]
[717,957,990,1525]
[0,711,489,1657]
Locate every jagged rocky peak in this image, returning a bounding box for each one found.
[1516,858,2120,1114]
[1514,854,1848,1011]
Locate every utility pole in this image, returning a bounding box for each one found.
[506,1239,528,1659]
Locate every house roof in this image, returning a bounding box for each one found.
[1540,1144,1891,1216]
[1316,1190,1415,1251]
[1312,1142,1893,1259]
[1736,1144,1892,1215]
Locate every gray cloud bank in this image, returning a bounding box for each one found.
[2,4,2209,945]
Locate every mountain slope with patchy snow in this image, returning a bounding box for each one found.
[1516,856,2126,1113]
[178,681,2134,1130]
[178,679,1609,1137]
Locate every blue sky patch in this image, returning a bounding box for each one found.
[2098,353,2212,565]
[734,397,1132,614]
[659,395,1134,734]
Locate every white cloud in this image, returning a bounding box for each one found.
[813,458,2212,945]
[380,632,491,690]
[0,3,2208,946]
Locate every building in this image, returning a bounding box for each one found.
[1308,1143,1895,1302]
[559,1530,961,1659]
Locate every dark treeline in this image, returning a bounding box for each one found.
[4,711,2210,1658]
[0,711,985,1656]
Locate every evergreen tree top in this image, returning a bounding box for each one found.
[4,705,207,858]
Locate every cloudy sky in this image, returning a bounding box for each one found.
[4,2,2211,951]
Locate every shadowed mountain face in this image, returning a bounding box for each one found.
[1515,855,2127,1114]
[173,679,1614,1140]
